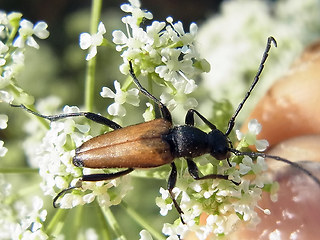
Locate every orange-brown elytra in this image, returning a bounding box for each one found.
[11,36,320,224]
[73,119,174,168]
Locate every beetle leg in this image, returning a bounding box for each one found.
[186,158,238,185]
[53,168,134,208]
[185,109,216,130]
[128,61,172,123]
[226,158,232,167]
[81,168,134,181]
[53,185,79,208]
[168,162,185,224]
[10,104,122,130]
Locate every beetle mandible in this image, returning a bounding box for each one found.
[11,36,320,224]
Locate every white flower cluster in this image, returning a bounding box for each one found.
[0,11,49,159]
[155,120,276,239]
[0,11,51,239]
[79,0,210,117]
[0,11,49,101]
[112,1,209,110]
[78,0,210,117]
[110,0,209,115]
[0,176,48,240]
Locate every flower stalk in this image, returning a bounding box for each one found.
[84,0,103,111]
[120,201,166,240]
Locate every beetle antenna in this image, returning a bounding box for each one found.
[128,61,172,123]
[225,37,277,136]
[10,103,86,121]
[229,148,320,187]
[53,180,82,208]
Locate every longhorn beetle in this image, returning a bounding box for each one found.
[11,36,320,224]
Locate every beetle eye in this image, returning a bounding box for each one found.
[211,145,229,160]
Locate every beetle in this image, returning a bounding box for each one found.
[11,36,320,223]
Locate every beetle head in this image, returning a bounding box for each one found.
[208,129,230,160]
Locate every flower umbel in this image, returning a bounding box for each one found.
[0,176,48,240]
[0,11,49,106]
[112,1,210,116]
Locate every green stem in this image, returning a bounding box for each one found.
[163,80,176,95]
[90,0,102,32]
[46,208,69,237]
[101,207,126,240]
[0,167,39,173]
[95,202,111,240]
[73,206,84,239]
[84,0,103,111]
[121,76,134,91]
[9,83,50,128]
[120,201,166,240]
[7,20,20,44]
[147,75,153,94]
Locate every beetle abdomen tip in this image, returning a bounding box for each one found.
[73,156,84,167]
